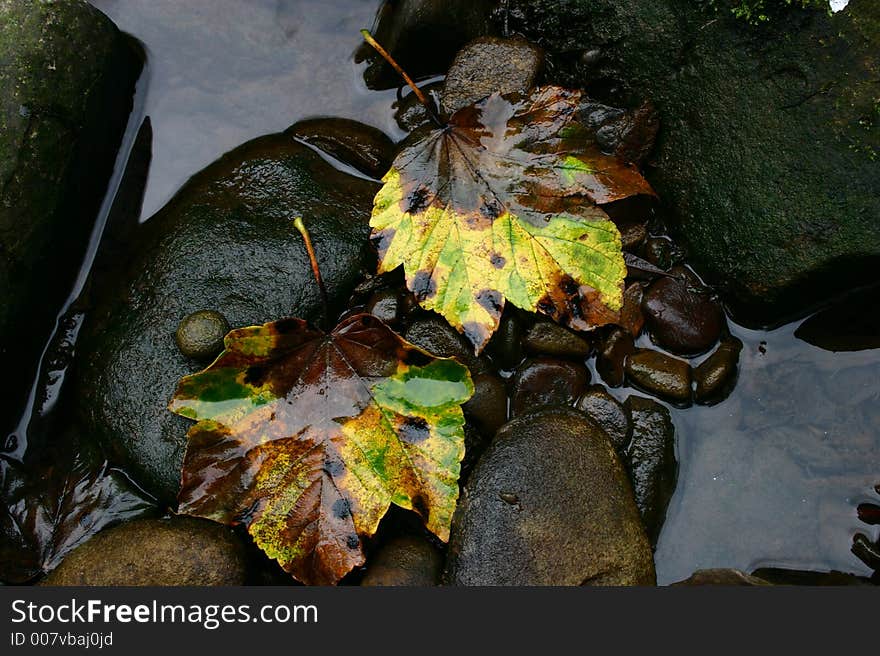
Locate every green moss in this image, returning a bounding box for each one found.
[699,0,831,23]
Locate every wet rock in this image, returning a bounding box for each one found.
[794,285,880,352]
[286,117,395,180]
[619,221,648,252]
[693,335,743,404]
[596,327,635,388]
[751,567,874,586]
[503,0,880,325]
[404,316,486,374]
[365,289,402,325]
[0,0,142,434]
[357,0,496,90]
[642,266,725,356]
[523,319,591,358]
[361,535,442,586]
[460,423,491,480]
[41,517,248,586]
[575,385,631,452]
[672,569,770,586]
[463,372,508,437]
[575,101,659,166]
[623,396,677,545]
[486,312,524,370]
[641,236,684,272]
[75,136,377,502]
[619,282,646,337]
[445,408,655,585]
[510,357,589,416]
[625,349,692,406]
[441,36,544,116]
[175,310,229,361]
[393,81,443,133]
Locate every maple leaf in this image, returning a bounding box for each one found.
[370,85,655,352]
[0,455,155,583]
[168,314,473,585]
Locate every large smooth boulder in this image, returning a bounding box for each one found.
[74,133,378,502]
[444,408,655,585]
[501,0,880,326]
[0,0,142,435]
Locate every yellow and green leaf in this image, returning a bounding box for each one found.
[370,85,655,352]
[168,314,473,585]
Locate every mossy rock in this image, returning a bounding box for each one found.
[501,0,880,326]
[0,0,142,434]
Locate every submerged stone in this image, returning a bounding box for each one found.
[75,135,377,502]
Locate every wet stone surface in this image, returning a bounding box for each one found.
[175,310,230,361]
[445,408,656,585]
[642,266,725,357]
[361,535,442,586]
[576,385,632,453]
[510,356,590,416]
[523,319,591,358]
[596,327,636,388]
[625,349,693,406]
[623,396,678,545]
[693,335,743,404]
[41,517,249,586]
[441,36,544,116]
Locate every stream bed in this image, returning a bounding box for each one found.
[28,0,874,584]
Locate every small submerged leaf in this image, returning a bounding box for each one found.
[168,314,473,585]
[371,85,655,352]
[0,455,155,583]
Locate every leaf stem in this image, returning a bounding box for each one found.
[293,216,329,328]
[360,29,443,127]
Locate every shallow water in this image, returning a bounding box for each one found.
[82,0,878,583]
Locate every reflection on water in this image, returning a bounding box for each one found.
[86,0,877,583]
[90,0,403,219]
[655,321,879,584]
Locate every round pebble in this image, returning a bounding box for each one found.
[175,310,230,360]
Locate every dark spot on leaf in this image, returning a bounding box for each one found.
[346,535,359,549]
[324,459,344,477]
[462,321,489,347]
[412,271,437,300]
[371,228,395,259]
[399,416,430,443]
[475,289,503,314]
[537,296,557,316]
[332,498,351,519]
[480,199,503,220]
[273,318,301,334]
[405,185,430,213]
[411,494,428,518]
[560,275,580,296]
[244,364,268,386]
[490,253,506,269]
